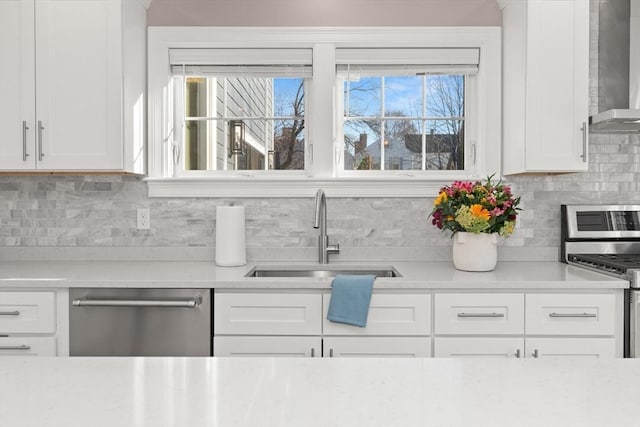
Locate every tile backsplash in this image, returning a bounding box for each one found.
[2,0,639,260]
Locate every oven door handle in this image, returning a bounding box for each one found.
[72,297,202,308]
[549,312,597,318]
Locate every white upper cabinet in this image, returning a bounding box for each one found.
[0,0,147,173]
[500,0,590,174]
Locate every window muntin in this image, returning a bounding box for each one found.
[341,73,467,171]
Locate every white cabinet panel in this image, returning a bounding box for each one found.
[323,337,430,358]
[434,337,523,358]
[0,0,146,172]
[0,337,56,356]
[526,338,616,359]
[434,293,524,335]
[0,0,35,170]
[35,0,122,169]
[526,294,616,336]
[214,336,320,357]
[322,293,431,336]
[214,293,322,335]
[502,0,589,174]
[0,292,56,334]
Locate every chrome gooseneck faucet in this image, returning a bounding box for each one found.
[313,189,340,264]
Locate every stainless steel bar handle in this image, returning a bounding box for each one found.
[329,348,334,358]
[0,311,20,316]
[532,349,539,358]
[514,349,521,358]
[37,120,45,161]
[549,312,596,318]
[580,121,587,162]
[311,348,315,357]
[72,297,202,308]
[457,312,505,318]
[22,121,29,161]
[0,345,31,351]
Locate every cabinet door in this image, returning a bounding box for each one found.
[0,0,36,170]
[322,293,431,336]
[324,337,431,358]
[35,0,122,170]
[434,337,524,358]
[214,336,320,357]
[524,0,589,171]
[434,293,524,335]
[0,337,56,356]
[214,293,322,335]
[526,338,616,359]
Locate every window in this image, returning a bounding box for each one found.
[336,48,478,173]
[147,28,501,197]
[170,48,311,174]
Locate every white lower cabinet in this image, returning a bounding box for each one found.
[0,290,62,357]
[434,337,523,358]
[525,338,616,359]
[324,337,430,358]
[433,291,620,359]
[214,336,320,357]
[0,337,56,356]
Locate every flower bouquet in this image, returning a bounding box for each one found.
[430,175,520,238]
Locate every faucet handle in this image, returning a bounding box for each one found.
[327,242,340,255]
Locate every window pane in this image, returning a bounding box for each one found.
[426,75,464,118]
[384,119,422,171]
[384,76,422,117]
[182,75,305,171]
[425,120,464,170]
[273,119,304,170]
[343,120,381,170]
[344,76,381,117]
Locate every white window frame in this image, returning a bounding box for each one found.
[147,27,501,198]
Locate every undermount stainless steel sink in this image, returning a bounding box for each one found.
[245,265,400,278]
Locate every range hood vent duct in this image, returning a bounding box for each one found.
[589,0,640,133]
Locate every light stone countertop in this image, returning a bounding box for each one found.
[0,357,638,427]
[0,260,628,289]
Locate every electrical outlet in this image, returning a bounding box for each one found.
[137,208,150,230]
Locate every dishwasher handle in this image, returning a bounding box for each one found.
[72,296,202,308]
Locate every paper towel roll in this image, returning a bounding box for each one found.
[215,206,247,267]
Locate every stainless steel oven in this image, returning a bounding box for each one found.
[561,204,640,357]
[69,288,211,356]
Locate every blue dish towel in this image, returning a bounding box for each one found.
[327,274,375,327]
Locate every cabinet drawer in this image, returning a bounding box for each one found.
[434,293,524,335]
[214,336,320,357]
[0,292,56,333]
[214,293,322,335]
[322,293,431,335]
[324,337,431,358]
[525,294,616,336]
[0,337,56,356]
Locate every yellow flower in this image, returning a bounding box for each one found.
[470,204,491,220]
[434,192,448,206]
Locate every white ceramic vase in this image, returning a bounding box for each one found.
[452,232,498,272]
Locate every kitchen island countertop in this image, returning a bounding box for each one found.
[0,260,628,289]
[0,356,637,427]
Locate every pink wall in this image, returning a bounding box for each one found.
[147,0,502,26]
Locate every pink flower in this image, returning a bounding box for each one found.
[503,199,512,208]
[452,181,473,193]
[503,186,512,196]
[491,207,505,217]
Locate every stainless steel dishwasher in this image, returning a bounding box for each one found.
[69,288,211,356]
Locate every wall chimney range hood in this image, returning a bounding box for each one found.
[589,0,640,133]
